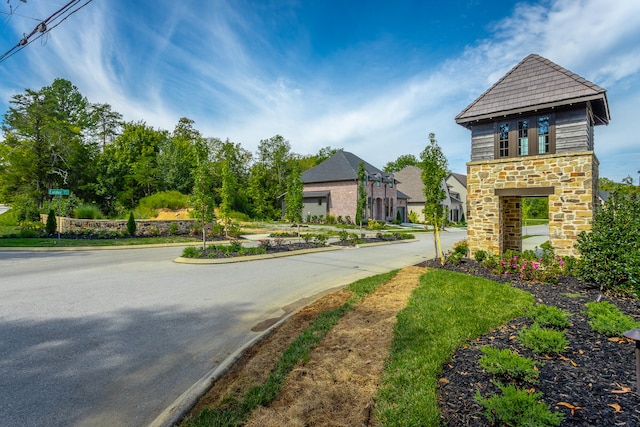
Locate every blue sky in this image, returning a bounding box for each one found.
[1,0,639,182]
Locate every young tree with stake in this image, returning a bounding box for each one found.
[420,133,449,264]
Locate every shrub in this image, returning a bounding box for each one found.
[517,323,568,355]
[337,230,349,242]
[258,239,273,249]
[527,304,571,330]
[576,191,640,294]
[127,212,137,236]
[226,222,243,238]
[207,223,225,239]
[326,214,337,224]
[73,204,103,219]
[475,382,564,427]
[585,301,639,337]
[408,211,419,223]
[139,190,189,211]
[367,219,386,230]
[474,250,488,263]
[45,209,57,235]
[313,234,328,245]
[182,246,200,258]
[478,347,542,384]
[168,223,179,235]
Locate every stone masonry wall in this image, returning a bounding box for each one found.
[467,151,598,258]
[40,215,198,236]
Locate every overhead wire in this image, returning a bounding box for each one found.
[0,0,93,64]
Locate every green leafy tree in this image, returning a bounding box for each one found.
[249,135,293,220]
[97,121,168,210]
[284,164,303,223]
[89,103,122,151]
[599,176,640,196]
[356,161,367,234]
[218,158,235,236]
[576,191,640,294]
[190,161,216,249]
[420,133,449,264]
[0,78,96,212]
[158,118,204,194]
[209,138,252,214]
[383,154,419,173]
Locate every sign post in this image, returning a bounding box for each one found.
[48,189,70,242]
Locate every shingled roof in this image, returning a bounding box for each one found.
[302,151,389,184]
[456,54,610,127]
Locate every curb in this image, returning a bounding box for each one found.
[173,239,418,264]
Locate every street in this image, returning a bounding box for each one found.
[0,229,465,426]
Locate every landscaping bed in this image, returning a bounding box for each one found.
[425,258,640,426]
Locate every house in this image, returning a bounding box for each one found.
[456,54,610,257]
[446,172,467,222]
[301,151,405,223]
[394,165,460,223]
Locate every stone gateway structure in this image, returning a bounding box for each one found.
[455,54,610,257]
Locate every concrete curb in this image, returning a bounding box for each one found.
[173,239,418,264]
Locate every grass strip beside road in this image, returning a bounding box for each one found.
[374,269,534,426]
[182,270,398,427]
[0,236,199,247]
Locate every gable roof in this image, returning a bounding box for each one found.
[455,54,610,127]
[302,151,389,184]
[447,172,467,188]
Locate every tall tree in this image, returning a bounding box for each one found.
[190,161,216,249]
[209,138,252,213]
[157,117,204,194]
[0,78,95,214]
[89,103,122,151]
[383,154,419,173]
[249,135,293,219]
[420,133,449,264]
[284,164,303,223]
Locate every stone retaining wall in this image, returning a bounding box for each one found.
[40,215,199,236]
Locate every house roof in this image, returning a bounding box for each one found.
[302,150,389,184]
[447,172,467,188]
[396,190,410,200]
[455,54,610,127]
[394,166,425,203]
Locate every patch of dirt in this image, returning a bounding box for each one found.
[185,266,424,425]
[153,209,192,220]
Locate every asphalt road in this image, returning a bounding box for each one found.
[0,229,466,426]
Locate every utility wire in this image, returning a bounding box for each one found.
[0,0,93,64]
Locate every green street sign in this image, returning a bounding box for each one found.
[48,189,70,196]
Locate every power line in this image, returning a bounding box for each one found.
[0,0,94,64]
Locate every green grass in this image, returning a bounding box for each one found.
[523,218,549,226]
[0,236,198,247]
[374,269,533,426]
[182,270,398,427]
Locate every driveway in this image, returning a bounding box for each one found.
[0,229,465,426]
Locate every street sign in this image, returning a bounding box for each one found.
[48,189,70,196]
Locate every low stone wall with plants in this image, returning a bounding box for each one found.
[40,215,198,236]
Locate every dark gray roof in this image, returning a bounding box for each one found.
[396,190,410,200]
[302,151,389,184]
[393,166,425,203]
[456,54,610,127]
[303,191,330,198]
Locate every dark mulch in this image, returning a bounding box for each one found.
[420,258,640,427]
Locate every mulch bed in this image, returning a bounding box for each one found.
[420,258,640,426]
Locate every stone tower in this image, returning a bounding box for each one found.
[455,54,610,257]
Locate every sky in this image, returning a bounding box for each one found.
[0,0,639,183]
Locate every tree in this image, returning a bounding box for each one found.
[46,208,57,235]
[284,164,303,223]
[249,135,294,220]
[157,118,204,194]
[127,211,137,236]
[356,161,367,234]
[209,138,252,213]
[420,133,449,264]
[89,103,122,151]
[383,154,419,173]
[0,78,96,212]
[218,158,234,236]
[190,161,216,249]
